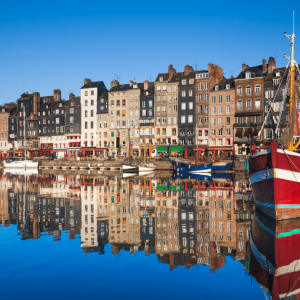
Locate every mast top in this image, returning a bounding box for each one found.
[284,11,296,67]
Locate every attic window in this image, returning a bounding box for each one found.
[297,75,300,80]
[196,74,202,79]
[226,84,230,90]
[159,77,163,82]
[203,73,209,78]
[133,84,138,88]
[215,86,219,91]
[182,80,187,85]
[71,102,74,106]
[2,109,5,113]
[246,73,251,79]
[59,103,62,107]
[146,91,149,95]
[189,79,194,84]
[273,79,280,85]
[46,105,48,109]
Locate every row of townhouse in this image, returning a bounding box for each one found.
[0,57,299,159]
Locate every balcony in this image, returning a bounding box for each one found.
[140,122,154,127]
[233,122,262,128]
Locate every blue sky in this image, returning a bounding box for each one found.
[0,0,299,104]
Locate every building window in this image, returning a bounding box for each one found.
[188,115,193,123]
[182,90,186,97]
[226,117,230,125]
[246,73,251,79]
[198,94,202,101]
[189,102,193,109]
[181,103,186,110]
[218,107,222,114]
[212,129,216,136]
[212,107,216,114]
[219,128,223,135]
[85,91,88,96]
[56,118,59,124]
[237,101,242,110]
[205,105,208,113]
[189,90,193,96]
[85,122,88,129]
[246,100,251,108]
[237,87,242,95]
[255,86,260,94]
[226,106,230,113]
[70,116,74,124]
[255,99,260,109]
[181,116,186,123]
[211,96,216,104]
[215,86,219,91]
[198,83,202,90]
[218,96,222,103]
[246,87,251,95]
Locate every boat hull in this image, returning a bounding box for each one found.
[174,163,212,174]
[249,141,300,220]
[3,160,38,169]
[212,161,232,172]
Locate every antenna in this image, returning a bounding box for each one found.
[293,10,295,35]
[115,74,120,82]
[195,63,198,71]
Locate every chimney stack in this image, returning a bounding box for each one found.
[262,59,267,73]
[268,57,276,73]
[53,89,61,102]
[184,65,194,75]
[129,80,133,87]
[84,78,91,85]
[242,63,249,71]
[168,64,176,81]
[33,92,40,113]
[69,93,75,100]
[144,80,149,90]
[231,75,234,79]
[110,80,119,89]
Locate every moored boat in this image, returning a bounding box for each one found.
[249,20,300,221]
[174,163,212,174]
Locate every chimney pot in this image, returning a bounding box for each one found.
[144,80,149,90]
[53,89,61,102]
[168,64,176,81]
[69,93,75,100]
[184,65,194,75]
[262,59,267,73]
[242,64,249,71]
[84,78,91,85]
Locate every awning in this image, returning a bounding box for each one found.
[76,142,80,146]
[170,146,182,152]
[193,146,207,151]
[157,146,168,152]
[95,148,108,151]
[53,150,67,152]
[68,142,71,145]
[83,141,87,144]
[207,146,233,151]
[79,147,95,151]
[235,129,242,137]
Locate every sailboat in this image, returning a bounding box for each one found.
[249,15,300,220]
[3,107,38,169]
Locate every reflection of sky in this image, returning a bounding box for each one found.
[0,226,263,300]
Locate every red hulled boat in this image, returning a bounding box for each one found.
[249,20,300,221]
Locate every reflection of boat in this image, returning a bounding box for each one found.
[3,168,39,176]
[250,209,300,300]
[173,172,212,181]
[249,22,300,220]
[139,163,155,173]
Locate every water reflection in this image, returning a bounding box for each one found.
[0,172,254,270]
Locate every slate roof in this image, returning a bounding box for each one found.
[263,67,289,88]
[98,92,108,101]
[110,83,142,92]
[155,73,169,82]
[81,81,105,89]
[65,96,81,106]
[235,65,265,79]
[211,78,235,91]
[169,72,184,83]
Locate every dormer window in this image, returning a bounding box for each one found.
[189,79,194,84]
[297,75,300,80]
[273,79,280,85]
[43,111,45,116]
[159,77,163,82]
[71,101,74,106]
[196,74,202,79]
[133,84,138,88]
[215,86,219,91]
[46,105,48,109]
[276,72,281,77]
[59,103,62,107]
[146,91,149,95]
[246,73,251,79]
[182,80,187,85]
[203,73,209,78]
[226,84,230,90]
[2,109,5,113]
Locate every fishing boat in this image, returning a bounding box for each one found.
[122,165,138,173]
[249,18,300,220]
[212,161,232,172]
[250,209,300,300]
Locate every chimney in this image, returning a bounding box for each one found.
[208,63,224,88]
[268,57,276,73]
[144,80,149,90]
[262,59,267,73]
[69,93,75,100]
[129,80,133,86]
[84,78,91,85]
[53,89,61,102]
[33,92,40,113]
[242,64,249,71]
[231,75,234,79]
[110,80,119,89]
[184,65,194,75]
[168,64,176,81]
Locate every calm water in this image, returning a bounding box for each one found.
[0,172,270,299]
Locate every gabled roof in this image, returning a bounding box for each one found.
[211,78,235,91]
[98,92,108,101]
[81,81,105,89]
[169,72,184,83]
[155,73,169,82]
[236,65,265,79]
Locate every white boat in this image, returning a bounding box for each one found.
[3,159,38,169]
[122,173,136,178]
[138,166,155,172]
[122,165,137,171]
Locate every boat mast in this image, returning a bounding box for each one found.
[24,107,26,159]
[285,12,296,151]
